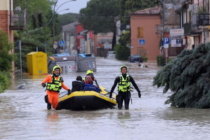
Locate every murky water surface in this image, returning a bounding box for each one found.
[1,57,210,140]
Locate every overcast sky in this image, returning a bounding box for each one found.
[55,0,90,14]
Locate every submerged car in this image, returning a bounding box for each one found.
[128,55,143,63]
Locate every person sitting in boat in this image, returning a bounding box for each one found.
[85,69,101,87]
[82,75,101,93]
[86,69,95,82]
[71,75,83,92]
[41,65,71,110]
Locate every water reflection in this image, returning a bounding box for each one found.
[47,111,59,122]
[117,111,131,120]
[158,107,210,123]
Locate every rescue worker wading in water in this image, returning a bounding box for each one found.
[109,65,141,110]
[41,65,71,110]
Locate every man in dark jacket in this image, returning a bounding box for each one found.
[71,76,83,92]
[109,65,141,110]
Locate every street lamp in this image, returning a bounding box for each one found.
[53,8,69,45]
[57,8,70,13]
[51,0,76,53]
[55,0,76,12]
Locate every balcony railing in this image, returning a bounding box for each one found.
[198,14,210,26]
[9,10,25,30]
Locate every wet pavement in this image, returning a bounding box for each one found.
[0,57,210,140]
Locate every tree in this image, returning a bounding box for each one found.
[121,0,159,25]
[0,30,13,72]
[79,0,121,34]
[58,13,80,28]
[153,43,210,108]
[115,30,130,60]
[14,0,55,71]
[0,30,13,92]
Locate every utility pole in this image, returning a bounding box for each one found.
[19,40,23,82]
[53,14,55,46]
[161,0,168,63]
[161,0,165,41]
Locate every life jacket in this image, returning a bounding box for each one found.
[46,75,62,92]
[118,74,131,92]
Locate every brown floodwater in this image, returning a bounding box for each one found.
[0,57,210,140]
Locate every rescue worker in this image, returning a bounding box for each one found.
[109,65,141,110]
[41,65,71,110]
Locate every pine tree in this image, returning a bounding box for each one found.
[153,43,210,108]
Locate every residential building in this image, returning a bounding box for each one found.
[75,23,86,54]
[0,0,13,42]
[0,0,25,77]
[178,0,210,50]
[62,22,78,54]
[130,6,161,60]
[94,32,113,57]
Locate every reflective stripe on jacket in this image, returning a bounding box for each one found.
[46,76,62,92]
[118,74,131,92]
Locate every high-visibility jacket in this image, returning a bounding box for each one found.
[46,75,63,92]
[118,74,131,92]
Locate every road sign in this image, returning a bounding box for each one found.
[170,28,184,36]
[164,37,170,44]
[59,40,65,47]
[139,39,145,45]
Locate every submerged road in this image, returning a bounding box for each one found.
[0,57,210,140]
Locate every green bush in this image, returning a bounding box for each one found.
[0,72,11,93]
[0,30,13,93]
[0,30,13,72]
[114,44,130,60]
[142,56,148,62]
[114,29,131,60]
[156,55,165,66]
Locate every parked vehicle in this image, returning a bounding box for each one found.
[128,55,143,63]
[107,51,115,58]
[52,53,71,57]
[76,53,96,72]
[48,55,76,73]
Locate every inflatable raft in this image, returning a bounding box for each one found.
[56,86,117,110]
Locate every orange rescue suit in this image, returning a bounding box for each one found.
[42,75,69,109]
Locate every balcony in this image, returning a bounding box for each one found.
[9,10,25,30]
[198,14,210,26]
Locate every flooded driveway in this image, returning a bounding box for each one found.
[1,57,210,140]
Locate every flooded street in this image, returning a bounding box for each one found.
[1,57,210,140]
